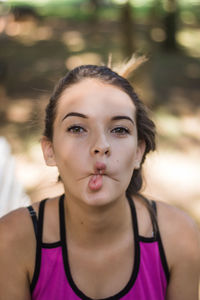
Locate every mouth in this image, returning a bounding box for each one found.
[88,174,103,191]
[78,172,119,182]
[76,160,119,182]
[90,172,119,183]
[94,162,106,175]
[97,169,104,175]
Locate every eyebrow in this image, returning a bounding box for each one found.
[62,112,134,125]
[111,115,135,125]
[62,112,88,122]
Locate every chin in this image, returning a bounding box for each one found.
[83,190,119,207]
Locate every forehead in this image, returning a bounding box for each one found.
[56,78,136,117]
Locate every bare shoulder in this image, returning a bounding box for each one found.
[156,201,200,269]
[0,206,35,255]
[0,206,38,299]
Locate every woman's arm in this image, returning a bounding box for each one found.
[0,208,33,300]
[157,202,200,300]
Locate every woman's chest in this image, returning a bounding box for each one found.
[67,239,134,299]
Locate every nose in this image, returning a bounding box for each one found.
[93,147,110,155]
[91,135,110,156]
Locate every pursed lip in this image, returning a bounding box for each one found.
[77,172,119,182]
[94,161,106,174]
[77,161,120,182]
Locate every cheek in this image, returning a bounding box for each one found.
[113,140,137,172]
[53,137,87,173]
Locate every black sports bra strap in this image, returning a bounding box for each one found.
[37,199,47,244]
[126,194,139,239]
[152,200,157,214]
[27,205,38,238]
[59,194,66,243]
[151,200,159,237]
[27,200,47,242]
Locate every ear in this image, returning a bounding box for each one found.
[134,140,146,170]
[41,136,57,167]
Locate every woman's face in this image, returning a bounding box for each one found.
[42,78,145,206]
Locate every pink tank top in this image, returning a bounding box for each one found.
[28,195,169,300]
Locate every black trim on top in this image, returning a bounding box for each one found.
[42,241,62,248]
[138,236,157,243]
[27,205,38,238]
[30,199,47,293]
[60,194,141,300]
[151,201,170,283]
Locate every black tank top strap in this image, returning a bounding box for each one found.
[37,199,47,244]
[59,194,66,244]
[27,205,38,238]
[151,200,160,239]
[127,194,159,239]
[150,200,159,238]
[126,194,139,240]
[151,200,157,214]
[27,199,47,242]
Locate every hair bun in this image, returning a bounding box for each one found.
[108,54,148,79]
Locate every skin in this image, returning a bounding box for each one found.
[0,78,199,299]
[44,79,144,207]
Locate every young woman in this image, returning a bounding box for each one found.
[0,63,199,300]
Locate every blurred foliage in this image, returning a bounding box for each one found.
[1,0,199,21]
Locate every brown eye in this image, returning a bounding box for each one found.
[111,127,130,135]
[67,126,86,134]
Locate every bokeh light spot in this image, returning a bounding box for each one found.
[65,53,101,70]
[150,27,166,42]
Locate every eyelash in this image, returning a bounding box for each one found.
[111,127,130,135]
[67,125,86,134]
[67,125,130,135]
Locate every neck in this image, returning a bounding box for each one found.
[64,193,132,249]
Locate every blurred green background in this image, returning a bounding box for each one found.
[0,0,200,225]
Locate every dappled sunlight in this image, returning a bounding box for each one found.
[15,144,64,202]
[163,1,176,13]
[155,112,200,149]
[2,14,53,45]
[65,53,102,70]
[37,25,53,40]
[62,31,85,52]
[181,115,200,140]
[177,29,200,57]
[6,100,33,123]
[5,14,37,36]
[150,27,166,43]
[180,10,197,25]
[142,112,200,223]
[0,16,7,33]
[5,19,21,36]
[155,113,182,137]
[144,150,200,221]
[156,112,200,139]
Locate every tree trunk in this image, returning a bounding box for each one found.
[163,0,178,50]
[120,0,134,57]
[88,0,101,23]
